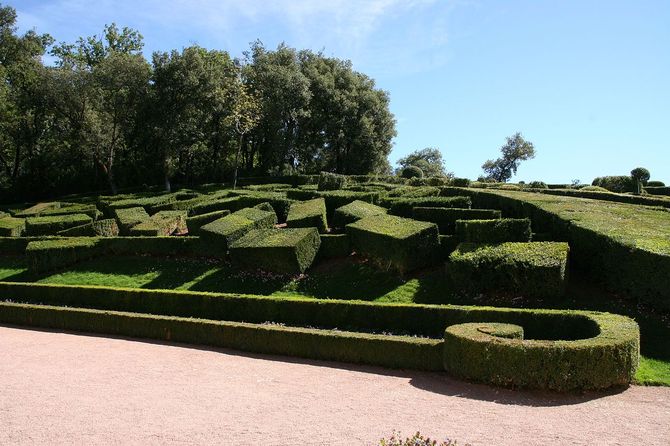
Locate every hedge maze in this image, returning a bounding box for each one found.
[1,173,663,391]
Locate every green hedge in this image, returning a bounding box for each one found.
[382,196,472,217]
[25,237,102,273]
[332,200,387,228]
[230,227,321,274]
[14,202,61,217]
[114,207,151,235]
[438,235,459,260]
[185,210,230,235]
[383,186,440,198]
[318,171,347,190]
[0,282,639,390]
[455,218,532,243]
[102,194,177,215]
[318,234,351,259]
[128,210,187,236]
[92,219,119,237]
[200,207,277,252]
[188,196,243,216]
[25,214,93,236]
[228,192,293,222]
[41,203,102,220]
[0,217,26,237]
[443,316,638,391]
[439,187,670,309]
[412,207,501,234]
[285,189,319,201]
[644,186,670,196]
[592,176,634,193]
[286,198,328,233]
[317,190,380,217]
[56,222,95,236]
[447,242,569,298]
[538,189,670,209]
[346,214,440,272]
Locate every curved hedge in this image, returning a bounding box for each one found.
[0,282,639,391]
[444,315,639,391]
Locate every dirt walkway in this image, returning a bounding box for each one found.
[0,325,668,446]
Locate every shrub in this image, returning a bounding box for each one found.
[129,211,187,236]
[318,171,347,191]
[103,194,177,215]
[443,311,638,391]
[0,282,639,390]
[14,202,61,217]
[286,198,328,233]
[408,176,448,187]
[647,181,665,187]
[114,207,150,235]
[230,228,321,274]
[644,186,670,196]
[318,190,379,217]
[412,207,501,234]
[56,223,95,236]
[401,165,423,179]
[318,234,351,259]
[450,177,471,187]
[438,235,459,259]
[25,214,93,236]
[580,185,609,192]
[185,210,230,235]
[41,204,102,220]
[187,196,243,216]
[0,217,26,237]
[384,186,440,198]
[527,181,548,189]
[447,242,569,298]
[379,432,464,446]
[93,219,119,237]
[383,196,472,218]
[346,214,440,272]
[455,218,532,243]
[499,184,521,190]
[332,200,387,228]
[199,207,277,252]
[25,238,102,273]
[244,183,293,191]
[285,189,319,201]
[592,176,634,193]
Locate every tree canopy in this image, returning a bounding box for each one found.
[481,132,536,182]
[396,148,447,177]
[0,5,396,200]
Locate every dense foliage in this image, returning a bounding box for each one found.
[481,132,535,182]
[0,5,396,200]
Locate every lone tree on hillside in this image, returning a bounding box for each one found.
[481,132,536,182]
[397,148,447,177]
[630,167,650,194]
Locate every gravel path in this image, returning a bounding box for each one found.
[0,325,668,446]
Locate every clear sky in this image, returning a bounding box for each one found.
[11,0,670,183]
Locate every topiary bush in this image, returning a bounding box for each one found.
[450,177,471,187]
[447,242,569,298]
[0,217,26,237]
[412,207,501,234]
[580,185,609,192]
[25,214,93,236]
[382,196,472,218]
[229,227,321,274]
[286,198,328,233]
[199,206,277,252]
[592,176,634,193]
[401,165,423,179]
[647,180,665,187]
[346,214,440,272]
[185,210,231,235]
[25,237,102,273]
[332,200,387,228]
[455,218,532,243]
[318,234,351,259]
[318,171,347,191]
[114,207,151,235]
[527,181,548,189]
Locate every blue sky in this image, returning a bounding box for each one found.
[12,0,670,183]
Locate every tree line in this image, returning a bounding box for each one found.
[0,4,396,200]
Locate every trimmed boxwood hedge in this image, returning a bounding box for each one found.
[346,214,440,272]
[0,217,26,237]
[332,200,387,228]
[199,207,277,252]
[447,242,569,298]
[318,234,350,259]
[286,198,328,232]
[412,207,501,234]
[0,282,639,390]
[317,190,380,217]
[25,214,93,236]
[382,196,472,218]
[14,202,61,217]
[229,227,321,274]
[41,203,102,220]
[318,171,347,190]
[129,210,187,236]
[644,186,670,196]
[25,237,101,273]
[114,207,150,235]
[185,210,230,235]
[455,218,532,243]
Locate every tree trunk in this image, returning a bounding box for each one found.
[233,132,243,190]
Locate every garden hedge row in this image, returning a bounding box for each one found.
[412,207,501,234]
[644,186,670,196]
[0,282,639,390]
[114,207,150,235]
[454,218,532,243]
[185,210,230,235]
[346,214,440,272]
[318,234,351,259]
[439,187,670,309]
[128,210,187,236]
[538,188,670,209]
[317,190,380,217]
[381,196,472,217]
[230,227,321,274]
[286,198,328,233]
[199,206,277,252]
[318,171,347,190]
[332,200,387,228]
[447,242,569,298]
[0,217,26,236]
[25,214,93,236]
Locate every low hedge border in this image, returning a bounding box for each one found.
[381,196,472,218]
[0,282,639,391]
[412,207,501,234]
[538,188,670,209]
[454,218,532,243]
[25,214,93,236]
[0,302,443,371]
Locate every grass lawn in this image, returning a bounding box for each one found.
[0,252,667,386]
